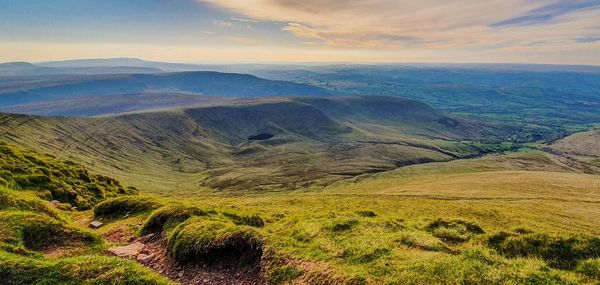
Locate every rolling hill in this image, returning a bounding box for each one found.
[548,129,600,169]
[0,71,332,110]
[0,96,502,193]
[2,60,600,284]
[249,64,600,141]
[550,130,600,157]
[0,93,233,117]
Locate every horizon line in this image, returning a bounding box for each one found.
[1,57,599,68]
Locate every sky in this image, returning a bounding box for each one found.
[0,0,599,65]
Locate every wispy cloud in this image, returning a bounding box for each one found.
[212,20,234,28]
[230,16,259,23]
[491,0,600,27]
[576,36,600,43]
[200,0,600,51]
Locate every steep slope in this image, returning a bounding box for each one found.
[0,71,332,108]
[0,142,137,209]
[0,96,493,193]
[184,100,351,145]
[293,96,494,140]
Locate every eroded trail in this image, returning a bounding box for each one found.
[107,233,265,285]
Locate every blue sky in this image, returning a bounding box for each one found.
[1,0,599,64]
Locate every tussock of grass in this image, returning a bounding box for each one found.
[0,251,173,285]
[487,231,600,269]
[396,231,452,253]
[93,196,160,219]
[575,258,600,279]
[140,205,208,234]
[356,210,377,217]
[0,142,137,209]
[329,219,359,232]
[223,212,264,227]
[0,185,59,219]
[351,247,391,264]
[167,217,263,263]
[0,211,98,251]
[427,218,484,243]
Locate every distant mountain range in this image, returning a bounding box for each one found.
[1,58,599,144]
[0,61,162,76]
[0,71,332,111]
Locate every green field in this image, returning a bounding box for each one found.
[1,139,600,284]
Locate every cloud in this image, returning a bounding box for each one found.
[230,16,260,23]
[576,36,600,43]
[491,0,600,27]
[212,20,234,28]
[199,0,600,50]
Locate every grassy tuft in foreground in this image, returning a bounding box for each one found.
[0,251,173,285]
[140,204,209,234]
[0,142,137,209]
[93,196,160,219]
[167,217,263,263]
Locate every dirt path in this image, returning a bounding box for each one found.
[107,232,265,285]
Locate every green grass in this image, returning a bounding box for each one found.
[575,258,600,279]
[488,231,600,270]
[1,132,600,283]
[93,196,160,219]
[93,188,598,284]
[0,185,173,284]
[0,146,176,284]
[139,204,209,234]
[0,142,136,209]
[166,217,263,262]
[0,252,173,285]
[427,219,485,244]
[0,185,59,219]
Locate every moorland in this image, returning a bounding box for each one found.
[1,60,599,284]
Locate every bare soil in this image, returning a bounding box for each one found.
[108,233,265,285]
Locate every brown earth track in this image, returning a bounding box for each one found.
[107,233,265,285]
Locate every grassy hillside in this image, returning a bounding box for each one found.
[0,96,505,194]
[550,130,600,157]
[548,130,600,169]
[1,134,600,284]
[324,150,600,200]
[294,96,495,141]
[0,144,173,284]
[0,142,136,209]
[74,151,600,284]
